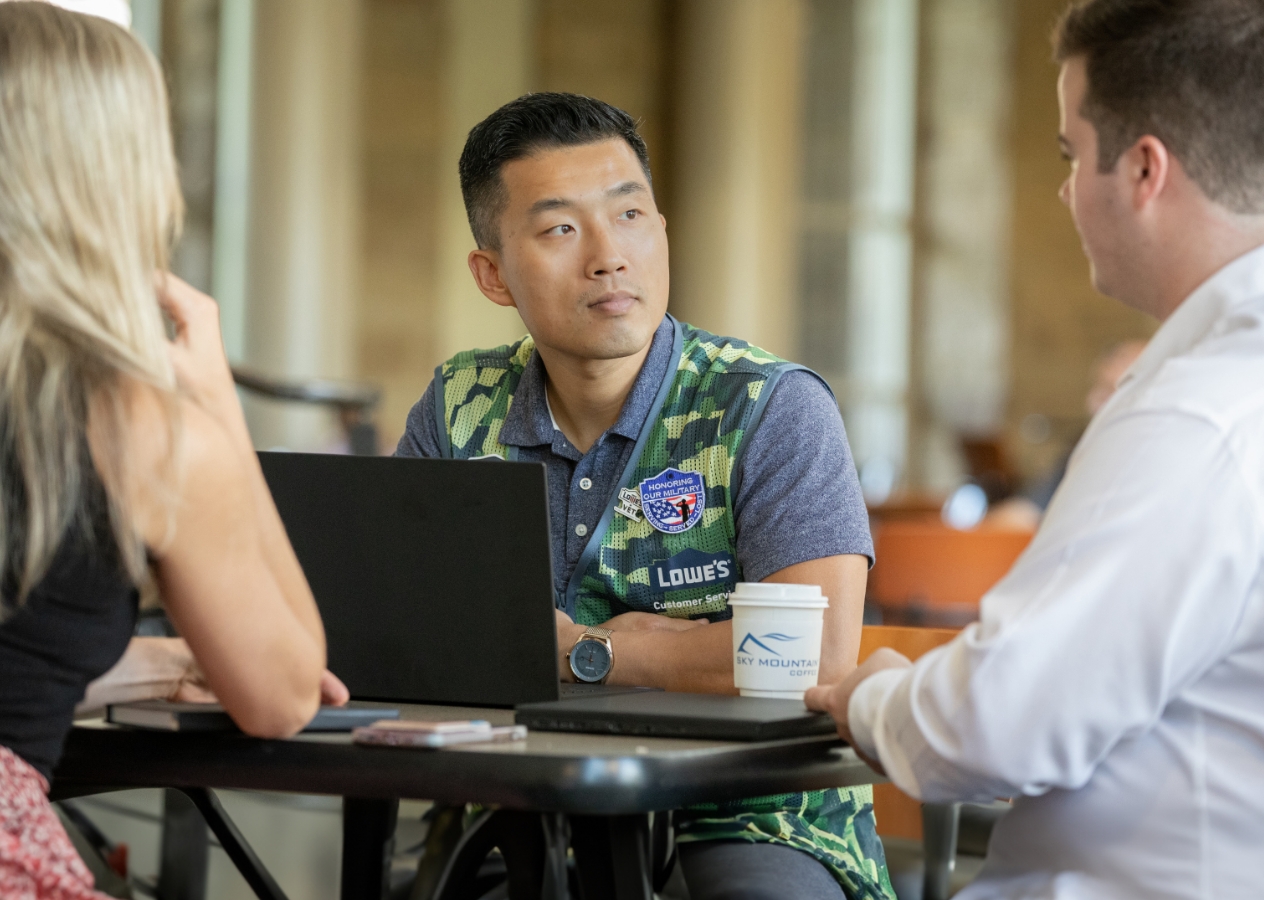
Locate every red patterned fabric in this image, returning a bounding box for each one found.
[0,744,109,900]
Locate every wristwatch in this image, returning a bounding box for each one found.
[567,626,615,684]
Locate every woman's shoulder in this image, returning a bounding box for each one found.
[89,379,241,554]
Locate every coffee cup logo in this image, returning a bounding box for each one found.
[736,632,802,655]
[735,631,819,678]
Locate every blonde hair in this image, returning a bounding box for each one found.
[0,2,183,608]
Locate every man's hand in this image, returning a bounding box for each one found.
[555,609,710,682]
[600,612,708,633]
[804,647,913,775]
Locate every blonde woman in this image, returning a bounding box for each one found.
[0,5,333,897]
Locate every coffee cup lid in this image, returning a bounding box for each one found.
[727,582,828,608]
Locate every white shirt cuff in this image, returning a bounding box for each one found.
[847,667,907,763]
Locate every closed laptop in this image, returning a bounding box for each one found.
[515,691,838,741]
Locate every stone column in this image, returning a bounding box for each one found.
[843,0,919,490]
[242,0,362,449]
[211,0,255,362]
[907,0,1015,491]
[430,0,537,363]
[794,0,919,495]
[668,0,807,360]
[162,0,221,295]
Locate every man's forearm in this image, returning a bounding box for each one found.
[555,556,866,693]
[607,621,737,694]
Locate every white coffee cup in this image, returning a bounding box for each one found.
[728,582,829,699]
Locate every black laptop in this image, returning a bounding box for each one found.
[261,452,655,708]
[260,452,568,708]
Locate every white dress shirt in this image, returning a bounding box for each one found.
[850,245,1264,899]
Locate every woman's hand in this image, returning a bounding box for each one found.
[167,650,216,703]
[320,670,351,706]
[173,665,349,708]
[155,273,250,451]
[77,637,207,713]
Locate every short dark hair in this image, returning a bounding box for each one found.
[1054,0,1264,213]
[458,92,653,250]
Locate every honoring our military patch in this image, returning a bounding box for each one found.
[638,468,705,534]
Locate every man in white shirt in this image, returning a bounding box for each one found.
[806,1,1264,897]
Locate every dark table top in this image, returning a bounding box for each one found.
[53,701,880,814]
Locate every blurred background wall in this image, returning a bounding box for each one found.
[150,0,1155,496]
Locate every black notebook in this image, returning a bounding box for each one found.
[106,701,398,733]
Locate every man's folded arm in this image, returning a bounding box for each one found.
[603,374,871,691]
[850,409,1261,803]
[602,553,869,693]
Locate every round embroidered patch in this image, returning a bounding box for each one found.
[638,468,706,534]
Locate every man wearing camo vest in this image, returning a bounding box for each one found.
[396,92,891,900]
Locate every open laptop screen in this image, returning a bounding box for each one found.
[259,452,559,708]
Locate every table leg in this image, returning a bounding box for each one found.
[571,814,653,900]
[607,815,653,900]
[540,813,570,900]
[342,797,398,900]
[921,802,961,900]
[183,788,289,900]
[158,789,208,900]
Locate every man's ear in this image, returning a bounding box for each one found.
[1126,134,1172,212]
[468,249,516,309]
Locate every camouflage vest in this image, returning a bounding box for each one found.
[434,317,893,898]
[434,317,804,622]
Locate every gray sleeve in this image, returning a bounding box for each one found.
[394,379,445,458]
[732,369,874,582]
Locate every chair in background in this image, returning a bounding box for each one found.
[861,625,1009,900]
[958,435,1019,505]
[868,522,1033,627]
[866,493,946,526]
[231,366,383,455]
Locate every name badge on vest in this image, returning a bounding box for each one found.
[614,487,643,522]
[638,468,705,534]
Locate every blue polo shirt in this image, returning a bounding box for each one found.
[396,317,873,605]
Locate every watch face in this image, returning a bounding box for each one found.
[571,639,612,683]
